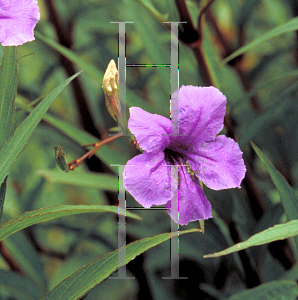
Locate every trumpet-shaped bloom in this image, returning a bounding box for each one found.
[0,0,40,46]
[124,85,246,225]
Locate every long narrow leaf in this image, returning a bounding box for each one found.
[41,228,200,300]
[239,91,291,148]
[0,47,18,221]
[251,142,298,220]
[0,72,81,186]
[0,270,44,300]
[251,141,298,250]
[222,16,298,65]
[0,47,17,145]
[35,32,103,82]
[227,280,298,300]
[35,31,152,112]
[38,169,119,191]
[204,220,298,258]
[0,205,140,242]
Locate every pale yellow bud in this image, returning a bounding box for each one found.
[102,60,122,126]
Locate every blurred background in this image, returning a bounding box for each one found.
[1,0,298,299]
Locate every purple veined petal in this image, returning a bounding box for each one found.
[123,151,171,207]
[171,86,226,149]
[0,0,40,46]
[128,107,171,154]
[165,166,212,225]
[192,135,246,190]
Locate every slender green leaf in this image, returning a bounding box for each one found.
[239,93,290,148]
[0,47,18,221]
[35,32,103,82]
[236,0,261,26]
[15,106,128,172]
[0,270,44,300]
[0,72,81,186]
[41,228,200,300]
[137,0,169,23]
[0,47,17,145]
[0,205,141,242]
[38,169,119,191]
[251,142,298,221]
[204,220,298,258]
[4,232,47,292]
[35,31,153,113]
[227,280,298,300]
[232,70,298,113]
[124,0,170,113]
[222,16,298,65]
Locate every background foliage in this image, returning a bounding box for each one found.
[1,0,298,299]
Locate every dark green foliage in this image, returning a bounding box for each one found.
[1,1,298,299]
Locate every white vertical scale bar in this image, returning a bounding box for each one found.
[118,22,127,135]
[109,22,134,280]
[109,164,135,280]
[170,22,179,136]
[110,21,134,136]
[110,21,187,280]
[163,22,187,280]
[162,165,187,280]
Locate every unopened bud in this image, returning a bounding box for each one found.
[102,60,124,129]
[53,144,68,172]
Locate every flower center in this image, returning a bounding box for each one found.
[164,147,201,186]
[164,148,184,166]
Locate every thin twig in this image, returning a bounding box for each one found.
[68,132,124,171]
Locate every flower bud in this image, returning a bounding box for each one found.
[53,144,68,172]
[102,60,124,129]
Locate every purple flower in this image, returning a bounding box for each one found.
[0,0,40,46]
[124,85,246,225]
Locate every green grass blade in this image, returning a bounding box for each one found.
[35,32,102,81]
[0,205,141,242]
[222,16,298,65]
[204,220,298,258]
[35,31,152,113]
[0,47,18,221]
[239,93,291,148]
[15,106,128,172]
[38,169,119,191]
[4,232,47,292]
[251,142,298,221]
[0,270,44,300]
[0,47,17,145]
[0,72,81,186]
[227,280,298,300]
[41,228,200,300]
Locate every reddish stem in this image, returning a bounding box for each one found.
[68,132,124,171]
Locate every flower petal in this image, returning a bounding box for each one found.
[165,167,212,225]
[128,107,171,154]
[124,151,171,207]
[0,0,40,46]
[170,86,226,149]
[193,135,246,190]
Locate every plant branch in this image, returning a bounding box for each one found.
[68,132,124,171]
